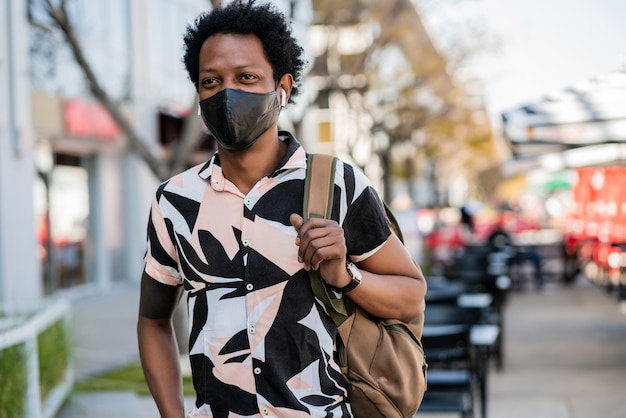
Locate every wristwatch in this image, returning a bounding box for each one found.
[331,262,362,293]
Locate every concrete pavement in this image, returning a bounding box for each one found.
[54,282,195,417]
[486,279,626,418]
[55,276,626,418]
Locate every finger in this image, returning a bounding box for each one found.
[304,233,347,270]
[289,213,304,231]
[290,214,304,248]
[298,224,329,270]
[296,218,335,241]
[294,218,341,270]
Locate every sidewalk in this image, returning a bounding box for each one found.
[54,283,160,417]
[54,283,195,417]
[55,277,626,418]
[487,278,626,418]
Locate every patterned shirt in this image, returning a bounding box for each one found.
[144,133,391,418]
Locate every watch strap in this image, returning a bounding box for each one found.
[331,279,360,293]
[331,262,361,293]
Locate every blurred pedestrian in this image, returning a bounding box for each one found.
[460,200,482,244]
[425,207,466,273]
[136,1,426,417]
[487,210,544,290]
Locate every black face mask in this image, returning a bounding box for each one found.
[199,88,280,151]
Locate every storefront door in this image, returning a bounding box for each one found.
[34,154,89,294]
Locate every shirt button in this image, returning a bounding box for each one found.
[261,406,269,415]
[242,239,249,247]
[254,367,261,375]
[246,283,253,291]
[249,325,255,334]
[245,197,252,205]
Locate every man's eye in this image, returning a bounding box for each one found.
[201,78,218,87]
[240,73,257,81]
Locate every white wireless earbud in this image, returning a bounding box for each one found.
[281,89,287,108]
[197,104,201,116]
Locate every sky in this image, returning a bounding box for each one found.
[419,0,626,128]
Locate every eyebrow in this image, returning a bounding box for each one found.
[199,64,265,74]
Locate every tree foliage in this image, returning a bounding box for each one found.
[310,0,498,202]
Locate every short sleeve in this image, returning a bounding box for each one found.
[341,164,392,261]
[143,189,182,286]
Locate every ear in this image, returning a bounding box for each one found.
[277,73,294,105]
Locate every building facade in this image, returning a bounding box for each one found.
[0,0,40,313]
[0,0,211,311]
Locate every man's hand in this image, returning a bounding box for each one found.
[289,214,352,289]
[291,214,427,322]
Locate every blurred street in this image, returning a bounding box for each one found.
[1,1,625,418]
[55,273,626,418]
[486,278,626,418]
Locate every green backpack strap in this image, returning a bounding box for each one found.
[303,154,348,326]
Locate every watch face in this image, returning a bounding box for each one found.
[347,262,362,282]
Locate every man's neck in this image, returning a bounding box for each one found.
[218,132,287,195]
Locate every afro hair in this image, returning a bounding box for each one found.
[182,0,306,102]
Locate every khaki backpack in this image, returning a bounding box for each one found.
[303,153,427,418]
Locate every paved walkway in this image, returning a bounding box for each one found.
[487,280,626,418]
[55,276,626,418]
[55,282,195,417]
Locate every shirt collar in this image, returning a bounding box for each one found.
[197,131,307,185]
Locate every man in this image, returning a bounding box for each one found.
[137,1,426,417]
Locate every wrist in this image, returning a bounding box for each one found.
[330,262,362,293]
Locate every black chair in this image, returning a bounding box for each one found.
[424,304,485,327]
[418,324,475,418]
[426,274,505,373]
[422,305,497,418]
[425,279,475,305]
[419,391,474,417]
[443,246,511,371]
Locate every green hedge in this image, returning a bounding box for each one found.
[0,343,27,418]
[38,319,71,399]
[0,316,71,418]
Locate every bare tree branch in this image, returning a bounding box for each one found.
[44,0,169,180]
[169,101,206,175]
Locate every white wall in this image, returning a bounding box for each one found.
[0,0,42,312]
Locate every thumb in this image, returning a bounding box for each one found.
[289,213,304,231]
